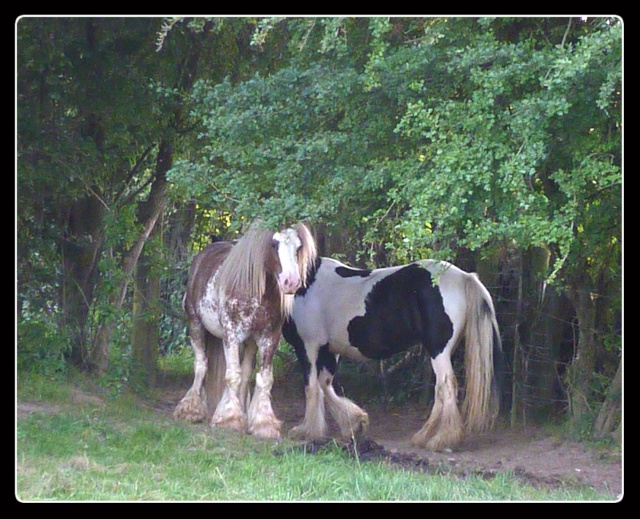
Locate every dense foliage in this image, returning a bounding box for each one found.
[17,17,621,437]
[173,18,621,270]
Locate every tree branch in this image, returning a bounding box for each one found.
[560,17,573,48]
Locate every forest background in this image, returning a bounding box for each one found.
[16,16,622,442]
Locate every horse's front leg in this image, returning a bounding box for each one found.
[319,352,369,440]
[210,334,247,433]
[288,343,328,441]
[247,332,282,440]
[174,321,209,422]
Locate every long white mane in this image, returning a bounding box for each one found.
[215,222,275,301]
[215,221,318,309]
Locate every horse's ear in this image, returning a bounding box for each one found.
[294,222,317,287]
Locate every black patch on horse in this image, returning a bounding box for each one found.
[295,257,323,297]
[282,321,337,385]
[346,263,454,360]
[317,344,337,376]
[283,317,312,385]
[335,266,372,278]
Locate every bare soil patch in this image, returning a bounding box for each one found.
[267,372,623,498]
[154,370,622,497]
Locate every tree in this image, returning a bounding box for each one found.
[18,18,208,374]
[18,16,298,379]
[18,18,163,370]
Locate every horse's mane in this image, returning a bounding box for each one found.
[215,221,318,309]
[293,222,317,288]
[215,222,275,301]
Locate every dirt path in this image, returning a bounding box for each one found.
[154,370,621,498]
[268,375,623,499]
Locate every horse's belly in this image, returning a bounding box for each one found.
[325,317,370,361]
[328,340,369,362]
[196,305,223,338]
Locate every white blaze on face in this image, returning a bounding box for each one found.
[273,229,302,294]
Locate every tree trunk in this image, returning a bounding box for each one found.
[89,141,171,374]
[131,241,161,388]
[566,287,598,429]
[594,357,622,441]
[515,246,551,425]
[88,22,210,375]
[525,287,569,422]
[61,195,105,367]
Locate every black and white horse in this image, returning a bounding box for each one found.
[282,257,503,451]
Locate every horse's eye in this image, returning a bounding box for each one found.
[272,240,279,250]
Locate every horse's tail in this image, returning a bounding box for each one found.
[461,273,503,433]
[203,333,226,417]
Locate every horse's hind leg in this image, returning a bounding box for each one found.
[247,333,282,440]
[411,347,464,451]
[319,350,369,440]
[239,340,257,413]
[174,320,209,422]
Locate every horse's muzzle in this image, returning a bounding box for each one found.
[278,272,301,294]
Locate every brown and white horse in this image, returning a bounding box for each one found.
[174,222,316,439]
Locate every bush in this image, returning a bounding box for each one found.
[18,308,71,377]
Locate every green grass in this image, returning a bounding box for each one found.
[16,373,615,502]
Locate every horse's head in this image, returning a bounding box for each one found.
[272,229,302,294]
[270,223,317,295]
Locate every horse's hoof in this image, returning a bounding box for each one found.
[249,421,282,440]
[339,412,369,441]
[288,425,307,441]
[356,414,370,437]
[174,396,207,423]
[412,429,463,452]
[288,424,325,442]
[210,413,247,433]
